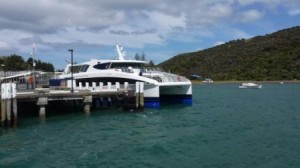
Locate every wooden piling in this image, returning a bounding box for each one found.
[124,82,128,92]
[1,100,6,127]
[13,98,17,127]
[37,97,48,118]
[139,82,144,110]
[83,95,92,113]
[135,82,140,109]
[39,106,46,117]
[6,99,11,127]
[12,83,17,127]
[84,104,90,113]
[1,83,6,127]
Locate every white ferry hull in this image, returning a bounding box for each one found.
[142,82,192,107]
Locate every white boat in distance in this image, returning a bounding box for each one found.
[56,44,192,107]
[239,82,262,89]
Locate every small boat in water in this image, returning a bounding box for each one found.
[239,82,262,89]
[202,78,214,83]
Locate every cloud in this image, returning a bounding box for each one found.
[0,0,299,67]
[237,0,281,7]
[187,2,233,26]
[228,29,253,39]
[0,41,10,50]
[239,9,264,22]
[288,9,300,16]
[0,29,33,52]
[214,41,225,46]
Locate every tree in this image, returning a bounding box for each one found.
[134,53,140,60]
[141,52,146,61]
[149,60,155,66]
[5,54,27,70]
[27,58,54,72]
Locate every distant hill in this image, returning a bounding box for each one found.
[159,26,300,81]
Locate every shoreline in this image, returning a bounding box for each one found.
[191,80,300,84]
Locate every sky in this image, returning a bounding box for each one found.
[0,0,300,70]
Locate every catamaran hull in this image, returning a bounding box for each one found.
[160,84,192,104]
[143,83,192,108]
[59,72,192,108]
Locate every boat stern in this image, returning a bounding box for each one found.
[159,83,192,105]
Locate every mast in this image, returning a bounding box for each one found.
[115,43,126,60]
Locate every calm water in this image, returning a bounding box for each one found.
[1,83,300,168]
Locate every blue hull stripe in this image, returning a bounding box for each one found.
[144,97,160,108]
[160,94,192,105]
[144,95,192,108]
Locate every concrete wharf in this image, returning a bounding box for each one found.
[0,82,145,127]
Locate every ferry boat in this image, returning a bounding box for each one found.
[57,44,192,107]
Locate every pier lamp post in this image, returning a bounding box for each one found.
[68,49,74,93]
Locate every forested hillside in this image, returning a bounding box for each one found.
[160,26,300,81]
[0,54,54,72]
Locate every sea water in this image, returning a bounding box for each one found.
[0,83,300,168]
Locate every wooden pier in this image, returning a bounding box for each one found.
[0,82,145,127]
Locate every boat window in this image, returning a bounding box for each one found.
[110,63,144,69]
[80,65,89,72]
[93,63,110,70]
[72,66,81,73]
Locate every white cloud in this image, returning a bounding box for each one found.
[38,10,187,49]
[146,11,186,30]
[288,9,300,16]
[229,29,253,39]
[238,0,281,7]
[214,41,225,46]
[0,0,299,66]
[238,0,257,6]
[0,29,33,52]
[187,2,233,26]
[239,9,263,22]
[0,41,10,50]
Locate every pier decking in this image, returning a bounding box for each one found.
[0,82,145,127]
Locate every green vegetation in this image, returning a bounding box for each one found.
[0,54,55,72]
[160,26,300,81]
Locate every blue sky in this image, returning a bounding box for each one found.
[0,0,299,70]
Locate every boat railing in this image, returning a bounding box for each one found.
[143,70,189,83]
[160,72,190,82]
[0,71,32,78]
